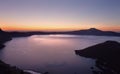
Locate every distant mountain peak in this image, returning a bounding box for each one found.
[88,28,101,31]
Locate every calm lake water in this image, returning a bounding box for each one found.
[0,35,120,74]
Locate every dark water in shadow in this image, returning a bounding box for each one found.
[0,35,120,74]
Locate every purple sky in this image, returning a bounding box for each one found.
[0,0,120,31]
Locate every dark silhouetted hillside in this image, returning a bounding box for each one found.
[0,28,12,43]
[9,31,48,37]
[67,28,120,36]
[0,60,30,74]
[0,28,12,49]
[75,41,120,74]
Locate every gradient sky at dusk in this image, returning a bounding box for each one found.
[0,0,120,32]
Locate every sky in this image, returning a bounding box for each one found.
[0,0,120,32]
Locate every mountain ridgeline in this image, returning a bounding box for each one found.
[9,28,120,37]
[66,28,120,36]
[0,28,120,42]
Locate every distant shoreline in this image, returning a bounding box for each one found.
[7,28,120,38]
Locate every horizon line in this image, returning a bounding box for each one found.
[1,27,120,33]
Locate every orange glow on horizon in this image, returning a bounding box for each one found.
[1,25,83,32]
[1,25,120,32]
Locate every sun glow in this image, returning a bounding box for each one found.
[1,24,120,32]
[1,25,83,32]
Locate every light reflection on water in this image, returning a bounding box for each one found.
[0,35,120,74]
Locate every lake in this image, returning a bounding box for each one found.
[0,35,120,74]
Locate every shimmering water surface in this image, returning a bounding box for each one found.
[0,35,120,74]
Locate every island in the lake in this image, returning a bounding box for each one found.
[75,41,120,74]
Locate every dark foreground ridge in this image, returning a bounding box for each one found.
[75,41,120,74]
[0,60,30,74]
[0,28,12,49]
